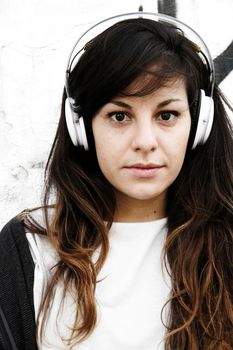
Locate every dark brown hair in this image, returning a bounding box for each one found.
[24,18,233,348]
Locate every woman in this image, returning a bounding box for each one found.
[0,12,232,350]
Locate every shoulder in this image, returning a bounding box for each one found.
[0,214,29,257]
[22,207,58,267]
[0,212,35,286]
[0,207,57,266]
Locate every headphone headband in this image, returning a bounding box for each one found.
[65,12,215,99]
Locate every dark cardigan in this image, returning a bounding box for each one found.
[0,216,38,350]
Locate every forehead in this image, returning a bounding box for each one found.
[121,70,188,98]
[107,79,189,112]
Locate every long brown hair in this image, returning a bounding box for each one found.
[23,18,233,348]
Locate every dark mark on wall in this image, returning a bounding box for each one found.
[11,165,28,180]
[214,41,233,84]
[158,0,177,17]
[30,161,45,169]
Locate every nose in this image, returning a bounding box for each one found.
[131,119,158,152]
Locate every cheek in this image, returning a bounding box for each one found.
[95,141,107,167]
[176,137,189,157]
[93,123,122,169]
[94,134,116,176]
[166,123,191,168]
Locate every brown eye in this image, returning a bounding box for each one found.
[158,111,179,121]
[108,111,130,123]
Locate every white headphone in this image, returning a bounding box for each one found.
[64,12,215,151]
[65,97,88,150]
[192,90,214,149]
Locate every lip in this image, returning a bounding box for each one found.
[124,163,164,178]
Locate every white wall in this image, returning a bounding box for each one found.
[0,0,232,228]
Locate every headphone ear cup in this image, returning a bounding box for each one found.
[191,89,214,149]
[65,98,89,150]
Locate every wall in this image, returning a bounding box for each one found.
[0,0,232,228]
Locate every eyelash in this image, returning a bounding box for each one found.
[107,110,180,123]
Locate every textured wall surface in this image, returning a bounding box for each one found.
[0,0,232,229]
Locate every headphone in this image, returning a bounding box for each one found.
[65,12,215,151]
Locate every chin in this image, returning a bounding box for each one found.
[125,189,166,202]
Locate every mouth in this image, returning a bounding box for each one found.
[127,163,163,168]
[124,163,164,178]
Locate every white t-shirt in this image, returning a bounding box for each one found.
[26,217,170,350]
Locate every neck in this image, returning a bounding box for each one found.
[114,192,167,223]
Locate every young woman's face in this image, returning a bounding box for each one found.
[92,78,191,221]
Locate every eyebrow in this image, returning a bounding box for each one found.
[110,98,182,109]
